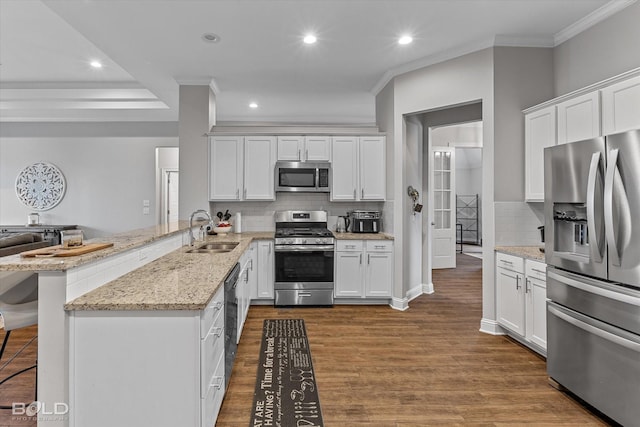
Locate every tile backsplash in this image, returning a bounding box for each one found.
[210,193,385,232]
[494,202,544,246]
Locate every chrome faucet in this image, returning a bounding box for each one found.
[189,209,212,246]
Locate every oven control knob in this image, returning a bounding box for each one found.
[301,239,307,244]
[316,239,322,244]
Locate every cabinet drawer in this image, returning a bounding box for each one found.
[201,310,224,397]
[201,352,225,426]
[336,240,364,252]
[365,240,393,253]
[201,287,224,339]
[496,252,524,273]
[526,260,547,281]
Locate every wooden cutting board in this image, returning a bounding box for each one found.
[20,243,114,258]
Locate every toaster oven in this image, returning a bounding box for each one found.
[349,211,381,233]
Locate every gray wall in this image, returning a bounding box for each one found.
[0,123,177,238]
[375,80,396,234]
[554,1,640,96]
[178,85,216,220]
[494,47,554,202]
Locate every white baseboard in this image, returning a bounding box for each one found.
[422,282,434,294]
[390,297,408,311]
[406,284,424,302]
[479,318,505,335]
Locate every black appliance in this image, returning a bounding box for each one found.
[223,262,240,389]
[275,161,331,192]
[349,210,381,233]
[274,211,334,306]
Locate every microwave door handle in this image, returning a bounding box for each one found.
[604,148,621,266]
[315,168,320,190]
[586,152,603,263]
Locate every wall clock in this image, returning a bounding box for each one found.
[15,162,66,211]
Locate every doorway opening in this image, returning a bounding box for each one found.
[155,147,179,225]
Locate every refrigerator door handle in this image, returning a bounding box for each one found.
[604,148,621,266]
[548,304,640,352]
[586,152,603,263]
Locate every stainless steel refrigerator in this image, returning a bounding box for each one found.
[544,129,640,427]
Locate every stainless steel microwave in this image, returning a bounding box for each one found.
[275,161,331,192]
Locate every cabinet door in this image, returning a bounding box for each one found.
[209,136,243,201]
[601,74,640,135]
[359,136,386,200]
[496,267,525,336]
[277,136,303,161]
[365,252,393,297]
[244,136,276,200]
[526,275,547,350]
[557,92,601,145]
[304,136,331,161]
[334,251,364,297]
[331,137,358,201]
[256,241,274,299]
[525,106,556,202]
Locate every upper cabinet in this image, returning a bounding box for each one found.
[209,136,276,201]
[331,136,386,201]
[601,74,640,135]
[524,69,640,203]
[556,91,601,145]
[277,136,331,161]
[524,105,556,202]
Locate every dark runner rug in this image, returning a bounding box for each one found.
[250,319,324,427]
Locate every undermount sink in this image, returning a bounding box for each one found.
[186,242,239,254]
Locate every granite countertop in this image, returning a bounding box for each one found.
[65,232,274,311]
[0,220,204,272]
[333,232,394,240]
[495,246,546,262]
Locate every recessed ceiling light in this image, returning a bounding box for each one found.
[303,34,317,44]
[398,35,413,45]
[90,60,103,68]
[202,33,221,43]
[249,102,258,109]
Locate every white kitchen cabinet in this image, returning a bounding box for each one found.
[209,136,243,201]
[496,252,547,354]
[209,136,276,201]
[524,105,556,202]
[277,136,331,161]
[335,240,393,299]
[255,240,274,299]
[237,243,256,340]
[556,91,601,145]
[601,74,640,135]
[71,286,225,427]
[331,136,386,201]
[496,253,526,336]
[525,260,547,350]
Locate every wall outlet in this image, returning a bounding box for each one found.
[143,199,150,207]
[143,207,150,215]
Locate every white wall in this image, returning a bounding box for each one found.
[404,117,424,295]
[0,123,177,238]
[554,1,640,96]
[375,80,396,235]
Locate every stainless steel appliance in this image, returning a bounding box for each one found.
[274,210,334,306]
[275,161,331,192]
[544,129,640,427]
[349,210,381,233]
[224,262,241,389]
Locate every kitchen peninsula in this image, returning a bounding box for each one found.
[0,222,271,427]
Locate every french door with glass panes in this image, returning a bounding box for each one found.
[431,147,456,269]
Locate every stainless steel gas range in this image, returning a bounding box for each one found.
[274,211,335,306]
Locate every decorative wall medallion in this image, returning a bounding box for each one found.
[15,162,66,211]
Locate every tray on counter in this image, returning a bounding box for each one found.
[20,243,114,258]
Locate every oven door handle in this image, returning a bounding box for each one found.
[274,245,335,252]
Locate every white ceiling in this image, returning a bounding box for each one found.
[0,0,632,124]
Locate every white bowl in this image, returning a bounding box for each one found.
[213,225,233,234]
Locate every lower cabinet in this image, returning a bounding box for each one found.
[335,240,393,299]
[70,286,226,427]
[496,252,547,354]
[255,240,274,299]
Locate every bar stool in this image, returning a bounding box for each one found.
[0,271,38,409]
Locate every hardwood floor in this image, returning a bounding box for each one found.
[0,325,37,426]
[218,254,611,426]
[0,255,612,426]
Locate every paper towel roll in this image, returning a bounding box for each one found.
[235,212,242,233]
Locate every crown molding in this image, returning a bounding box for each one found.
[554,0,637,45]
[493,34,554,48]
